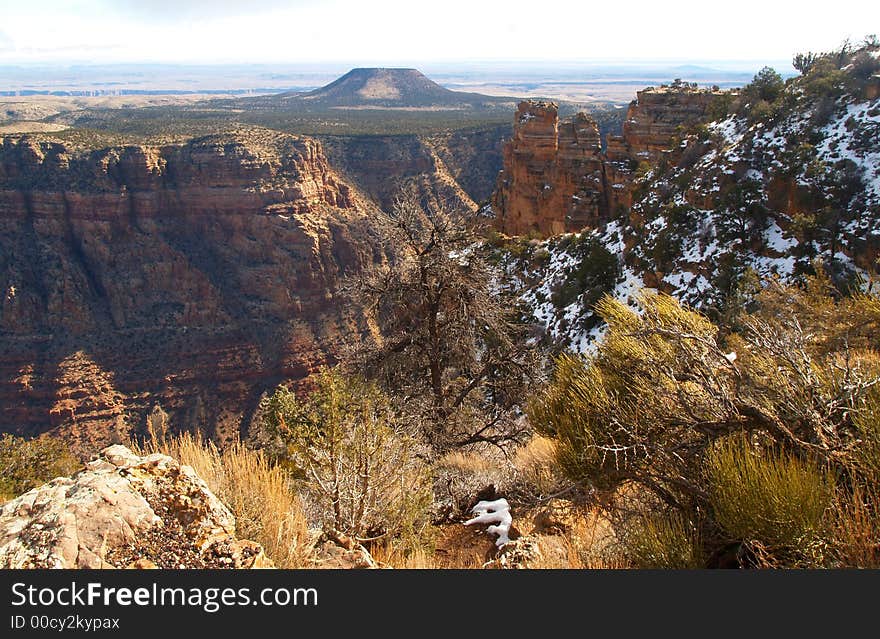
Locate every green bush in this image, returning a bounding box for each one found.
[707,436,835,557]
[747,99,776,125]
[745,67,785,103]
[622,511,704,569]
[261,369,433,543]
[802,59,847,99]
[707,93,734,122]
[531,278,880,567]
[550,236,619,311]
[793,52,820,76]
[0,434,81,501]
[851,50,880,80]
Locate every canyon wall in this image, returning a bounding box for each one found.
[319,126,508,214]
[423,124,510,204]
[0,131,385,453]
[492,88,724,236]
[320,135,474,215]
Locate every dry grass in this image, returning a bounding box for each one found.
[371,545,441,569]
[438,449,498,475]
[375,499,626,569]
[619,511,704,569]
[830,486,880,568]
[568,507,627,568]
[512,435,565,497]
[527,535,585,569]
[135,428,311,568]
[371,524,487,569]
[513,435,557,472]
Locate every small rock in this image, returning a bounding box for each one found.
[533,498,576,534]
[311,532,382,569]
[484,535,543,569]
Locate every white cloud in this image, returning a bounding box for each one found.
[105,0,319,21]
[0,30,14,51]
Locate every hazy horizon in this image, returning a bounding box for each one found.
[0,59,778,101]
[0,0,876,65]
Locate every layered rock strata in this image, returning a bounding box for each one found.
[0,131,384,451]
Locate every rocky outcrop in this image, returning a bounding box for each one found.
[492,89,724,236]
[493,102,562,236]
[0,445,272,568]
[0,131,386,451]
[492,102,607,236]
[500,53,880,352]
[610,87,722,161]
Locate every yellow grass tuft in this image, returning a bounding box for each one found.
[513,435,562,496]
[437,450,497,475]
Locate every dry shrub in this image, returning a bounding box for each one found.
[137,429,311,568]
[568,507,626,568]
[853,390,880,488]
[530,277,880,568]
[434,446,513,516]
[261,371,433,543]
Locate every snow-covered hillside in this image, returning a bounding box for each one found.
[497,45,880,353]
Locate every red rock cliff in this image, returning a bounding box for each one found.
[0,131,385,453]
[492,102,606,236]
[493,88,724,236]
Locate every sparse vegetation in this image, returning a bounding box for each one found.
[623,511,704,569]
[708,436,835,564]
[0,434,81,502]
[550,235,619,313]
[3,35,879,573]
[349,194,539,451]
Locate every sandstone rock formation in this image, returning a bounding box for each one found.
[492,88,724,236]
[0,130,386,451]
[492,101,601,236]
[0,444,272,568]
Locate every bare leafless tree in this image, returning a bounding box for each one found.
[344,193,539,452]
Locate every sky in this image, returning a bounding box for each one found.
[0,0,877,66]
